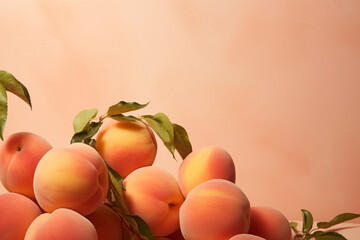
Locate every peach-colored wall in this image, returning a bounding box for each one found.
[0,0,359,222]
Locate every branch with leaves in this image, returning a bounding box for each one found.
[70,101,193,240]
[71,101,192,160]
[290,209,360,240]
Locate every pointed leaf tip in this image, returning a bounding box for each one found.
[107,101,149,116]
[0,71,32,109]
[317,213,360,229]
[126,215,155,240]
[173,123,192,159]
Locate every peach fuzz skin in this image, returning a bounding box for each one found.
[0,192,42,240]
[248,206,292,240]
[178,146,236,197]
[123,166,184,237]
[96,119,157,178]
[0,132,52,200]
[25,208,97,240]
[87,203,130,240]
[229,234,265,240]
[33,143,108,216]
[179,179,250,240]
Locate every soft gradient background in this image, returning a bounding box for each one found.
[0,0,359,223]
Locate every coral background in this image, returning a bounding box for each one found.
[0,0,359,223]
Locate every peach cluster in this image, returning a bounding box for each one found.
[0,132,112,239]
[0,119,158,240]
[0,117,292,240]
[177,146,292,240]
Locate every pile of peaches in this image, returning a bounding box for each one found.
[0,119,292,240]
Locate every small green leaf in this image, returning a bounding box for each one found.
[109,114,140,122]
[73,108,98,133]
[0,70,31,109]
[107,101,149,116]
[126,215,155,240]
[302,209,314,233]
[0,83,8,140]
[105,162,129,214]
[70,121,103,145]
[142,113,175,158]
[290,221,299,234]
[317,213,360,229]
[173,123,192,160]
[315,231,347,240]
[105,162,155,239]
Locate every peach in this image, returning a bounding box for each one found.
[0,132,52,200]
[33,143,108,216]
[96,119,157,178]
[123,166,184,237]
[229,234,265,240]
[87,203,130,240]
[178,146,236,197]
[25,208,97,240]
[0,192,42,240]
[248,206,292,240]
[179,179,250,240]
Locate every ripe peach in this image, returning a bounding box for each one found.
[0,192,42,240]
[87,203,130,240]
[248,206,292,240]
[229,234,265,240]
[179,179,250,240]
[0,132,52,200]
[33,143,108,216]
[178,146,236,197]
[123,166,184,237]
[96,119,157,178]
[24,208,97,240]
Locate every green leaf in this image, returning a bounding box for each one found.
[126,215,155,240]
[315,231,347,240]
[105,162,129,214]
[317,213,360,229]
[302,209,314,233]
[109,114,140,122]
[87,139,97,148]
[107,101,149,116]
[173,123,192,160]
[0,70,31,109]
[290,221,299,234]
[0,83,8,140]
[105,162,155,240]
[142,113,175,158]
[70,121,103,145]
[73,108,98,133]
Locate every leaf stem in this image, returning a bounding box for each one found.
[98,113,108,122]
[104,202,147,240]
